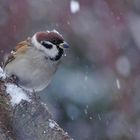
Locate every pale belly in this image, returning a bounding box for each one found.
[4,49,59,92]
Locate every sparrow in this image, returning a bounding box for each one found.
[4,30,69,92]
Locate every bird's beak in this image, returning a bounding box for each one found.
[59,42,70,49]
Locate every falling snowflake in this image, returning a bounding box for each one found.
[70,0,80,14]
[116,79,121,89]
[116,56,131,77]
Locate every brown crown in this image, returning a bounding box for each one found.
[36,31,64,44]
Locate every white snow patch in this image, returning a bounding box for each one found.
[70,0,80,14]
[0,67,6,79]
[49,119,56,129]
[52,29,63,38]
[116,79,121,89]
[52,29,60,34]
[116,56,131,77]
[46,30,50,33]
[6,83,30,106]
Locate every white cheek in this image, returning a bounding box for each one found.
[31,34,42,50]
[31,34,58,58]
[44,45,59,58]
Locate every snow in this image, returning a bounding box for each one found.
[49,122,55,128]
[116,56,131,77]
[6,83,30,106]
[84,109,88,115]
[116,79,121,89]
[0,67,6,79]
[70,0,80,14]
[84,75,88,81]
[0,67,30,106]
[63,53,67,57]
[98,114,102,121]
[52,29,63,37]
[129,15,140,49]
[89,116,93,120]
[48,119,56,129]
[52,29,60,34]
[46,30,50,33]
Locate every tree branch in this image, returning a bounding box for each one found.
[0,71,73,140]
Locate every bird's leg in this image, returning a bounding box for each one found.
[9,74,19,85]
[32,89,40,102]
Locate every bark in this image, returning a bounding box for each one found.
[0,79,73,140]
[0,127,13,140]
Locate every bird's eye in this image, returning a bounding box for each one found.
[41,41,53,49]
[51,40,57,44]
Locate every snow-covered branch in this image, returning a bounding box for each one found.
[0,67,73,140]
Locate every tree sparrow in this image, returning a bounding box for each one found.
[4,30,69,92]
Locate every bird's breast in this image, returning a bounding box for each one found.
[4,48,60,91]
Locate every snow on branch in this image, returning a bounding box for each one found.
[6,83,30,106]
[0,67,30,106]
[0,67,6,80]
[0,66,73,140]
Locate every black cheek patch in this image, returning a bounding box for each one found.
[42,42,53,49]
[50,47,64,61]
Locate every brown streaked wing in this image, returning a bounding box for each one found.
[4,38,31,68]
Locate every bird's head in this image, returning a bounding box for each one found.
[31,30,69,61]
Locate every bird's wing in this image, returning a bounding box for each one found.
[14,37,31,53]
[3,37,31,68]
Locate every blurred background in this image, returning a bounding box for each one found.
[1,0,140,139]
